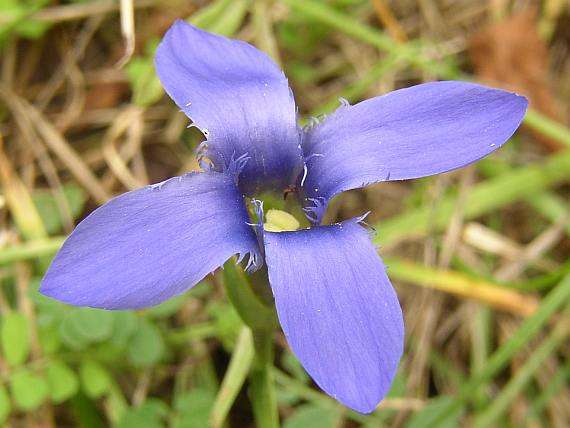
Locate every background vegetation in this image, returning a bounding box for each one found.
[0,0,568,426]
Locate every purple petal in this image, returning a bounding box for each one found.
[302,81,528,223]
[40,172,260,310]
[264,219,404,413]
[155,20,303,195]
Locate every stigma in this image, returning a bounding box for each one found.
[263,209,300,232]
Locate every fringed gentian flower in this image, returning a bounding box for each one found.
[40,21,527,413]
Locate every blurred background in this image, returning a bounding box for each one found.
[0,0,569,427]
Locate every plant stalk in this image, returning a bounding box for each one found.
[250,330,279,428]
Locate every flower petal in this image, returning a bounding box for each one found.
[40,172,260,310]
[302,81,528,223]
[264,219,404,413]
[155,20,303,195]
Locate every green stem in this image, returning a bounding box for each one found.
[376,151,570,247]
[474,308,570,427]
[222,261,279,427]
[223,260,277,331]
[210,327,255,428]
[526,362,570,421]
[310,52,403,117]
[0,236,65,266]
[430,273,570,426]
[524,109,570,148]
[470,306,491,409]
[253,0,281,65]
[282,0,458,78]
[250,330,279,428]
[384,257,537,316]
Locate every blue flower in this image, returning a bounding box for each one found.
[40,20,528,413]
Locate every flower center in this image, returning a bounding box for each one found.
[263,209,300,232]
[250,189,308,232]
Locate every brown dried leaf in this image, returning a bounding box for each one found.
[469,8,564,151]
[84,82,128,111]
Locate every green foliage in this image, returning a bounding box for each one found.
[38,324,62,354]
[110,311,139,345]
[172,389,216,428]
[10,368,49,411]
[116,399,169,428]
[32,184,86,234]
[0,0,51,45]
[79,360,112,399]
[124,0,250,109]
[145,295,186,319]
[284,403,342,428]
[59,308,115,350]
[0,385,10,424]
[1,312,31,366]
[208,300,243,349]
[405,396,462,428]
[46,360,79,404]
[125,41,164,108]
[127,318,165,367]
[71,308,114,342]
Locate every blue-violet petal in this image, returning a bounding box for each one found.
[155,20,303,195]
[40,172,260,309]
[302,81,528,223]
[264,219,404,413]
